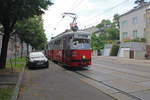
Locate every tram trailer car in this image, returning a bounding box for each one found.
[45,31,91,67]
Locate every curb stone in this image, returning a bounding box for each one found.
[11,66,25,100]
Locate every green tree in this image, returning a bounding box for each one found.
[91,33,105,50]
[91,34,98,50]
[15,16,47,56]
[96,19,111,29]
[104,27,119,40]
[135,0,146,5]
[0,0,53,69]
[93,15,120,50]
[113,14,120,29]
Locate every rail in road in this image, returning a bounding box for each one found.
[50,57,150,100]
[75,71,142,100]
[66,57,150,100]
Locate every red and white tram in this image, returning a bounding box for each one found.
[45,31,91,67]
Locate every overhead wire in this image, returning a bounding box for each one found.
[70,0,85,12]
[53,0,85,31]
[68,0,82,12]
[52,0,133,35]
[80,0,132,28]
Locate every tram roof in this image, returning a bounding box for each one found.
[49,31,90,43]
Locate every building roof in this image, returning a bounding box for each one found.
[120,2,150,17]
[82,26,101,34]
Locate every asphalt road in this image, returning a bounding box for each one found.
[76,56,150,100]
[18,61,114,100]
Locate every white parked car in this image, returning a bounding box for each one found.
[27,52,49,68]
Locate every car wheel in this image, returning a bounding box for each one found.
[28,64,32,69]
[46,64,49,68]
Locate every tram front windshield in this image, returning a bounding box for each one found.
[71,38,91,49]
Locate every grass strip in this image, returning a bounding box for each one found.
[0,87,14,100]
[6,57,26,72]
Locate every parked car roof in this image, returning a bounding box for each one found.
[29,52,44,57]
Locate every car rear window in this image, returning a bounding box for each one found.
[30,52,44,58]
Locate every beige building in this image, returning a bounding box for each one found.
[118,2,150,59]
[119,2,150,42]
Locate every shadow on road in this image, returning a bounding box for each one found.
[27,66,48,70]
[56,62,89,72]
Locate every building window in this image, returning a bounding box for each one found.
[133,30,138,39]
[122,32,128,39]
[132,17,137,24]
[122,20,128,27]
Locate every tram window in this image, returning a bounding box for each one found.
[73,41,77,45]
[73,39,90,44]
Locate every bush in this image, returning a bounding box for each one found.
[124,38,146,43]
[110,44,119,56]
[141,38,146,42]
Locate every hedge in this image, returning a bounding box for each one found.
[110,44,119,56]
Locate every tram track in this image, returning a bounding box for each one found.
[74,71,142,100]
[51,61,143,100]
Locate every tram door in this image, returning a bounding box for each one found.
[63,37,67,63]
[63,36,71,65]
[66,36,71,64]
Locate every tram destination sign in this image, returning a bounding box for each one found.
[74,34,90,39]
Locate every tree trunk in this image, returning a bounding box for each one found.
[20,41,23,58]
[0,30,10,69]
[27,43,29,56]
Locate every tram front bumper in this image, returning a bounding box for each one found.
[71,59,91,67]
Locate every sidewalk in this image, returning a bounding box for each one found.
[94,56,150,66]
[0,69,19,100]
[18,62,114,100]
[0,57,26,100]
[0,69,19,85]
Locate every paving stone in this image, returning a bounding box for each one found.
[0,72,18,83]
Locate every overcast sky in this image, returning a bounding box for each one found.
[43,0,150,41]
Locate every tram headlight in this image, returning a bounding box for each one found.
[82,55,86,59]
